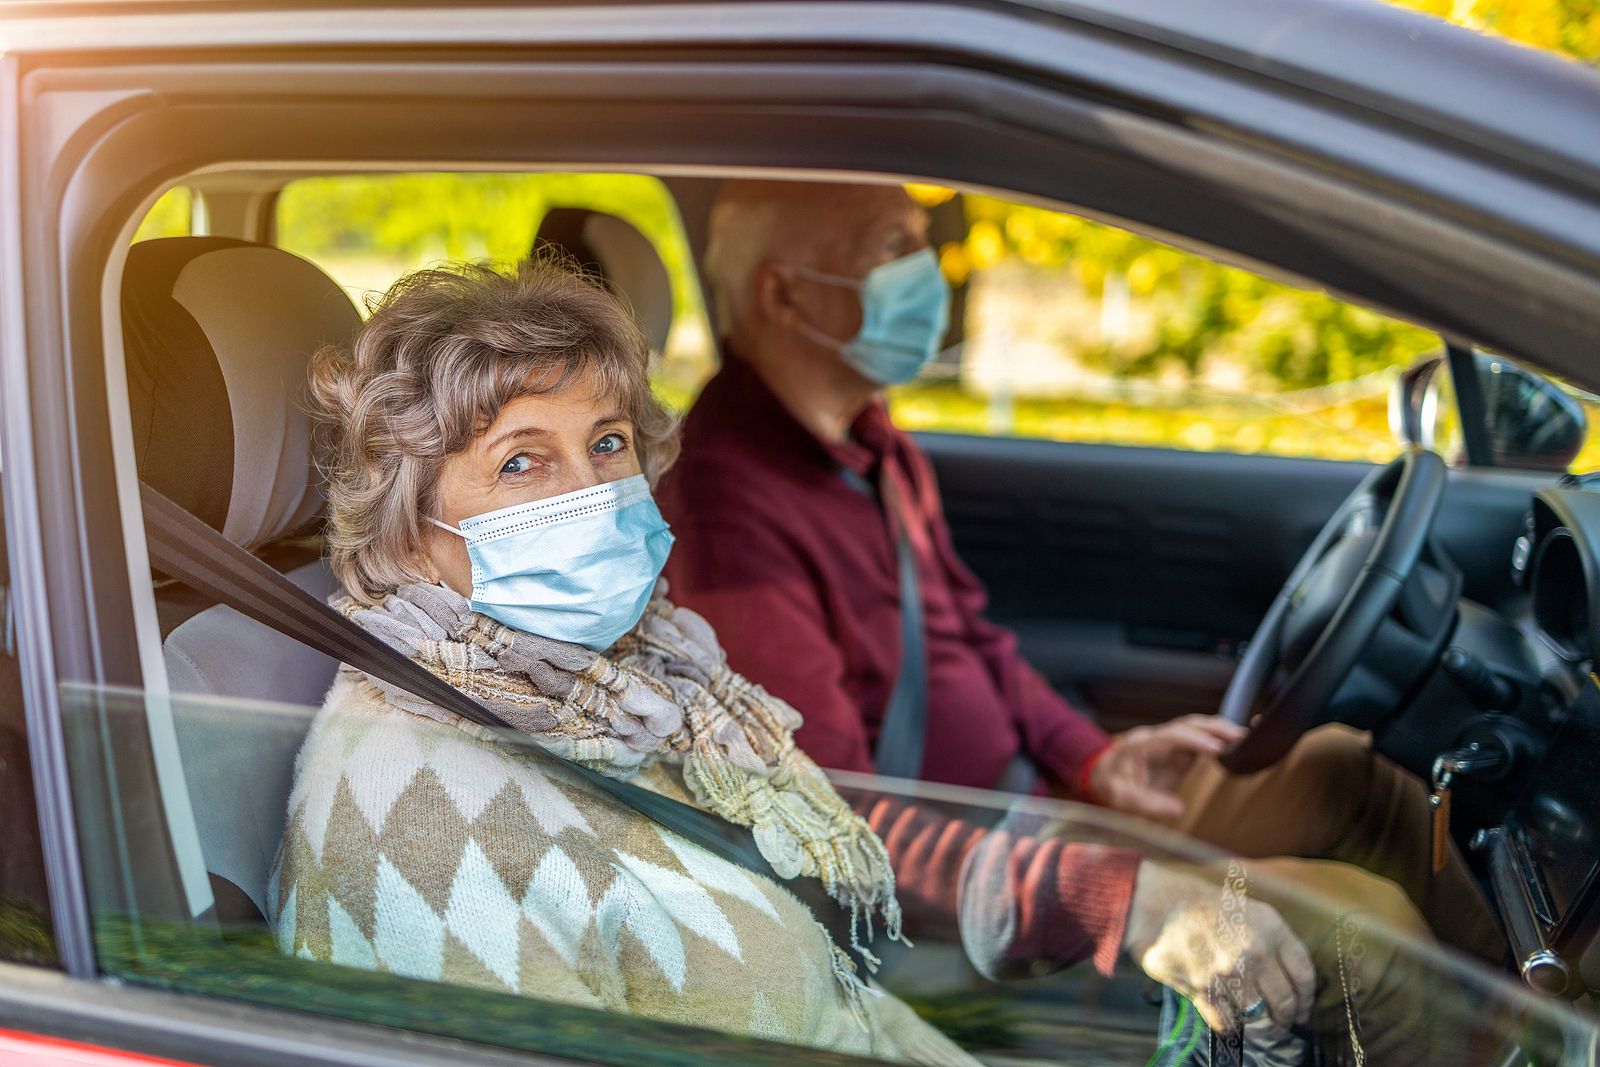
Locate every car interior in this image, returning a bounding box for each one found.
[3,0,1599,1061]
[17,164,1600,1063]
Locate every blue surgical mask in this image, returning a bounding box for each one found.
[789,247,952,386]
[429,474,674,651]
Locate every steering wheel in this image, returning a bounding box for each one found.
[1219,447,1450,773]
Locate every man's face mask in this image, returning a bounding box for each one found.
[429,473,674,651]
[788,247,952,386]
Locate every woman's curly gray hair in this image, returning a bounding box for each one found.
[309,255,679,604]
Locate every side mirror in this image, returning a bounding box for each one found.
[1473,354,1587,471]
[1389,356,1444,448]
[1391,352,1588,470]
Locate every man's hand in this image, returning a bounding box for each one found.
[1086,715,1246,821]
[1124,862,1315,1034]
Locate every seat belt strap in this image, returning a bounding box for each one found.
[854,470,927,781]
[139,483,864,965]
[845,468,1039,794]
[992,753,1040,796]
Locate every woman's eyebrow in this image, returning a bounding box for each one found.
[482,425,551,454]
[591,412,627,429]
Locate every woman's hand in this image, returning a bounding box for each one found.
[1086,716,1246,821]
[1123,862,1315,1034]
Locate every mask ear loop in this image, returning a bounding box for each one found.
[787,261,865,291]
[792,316,850,354]
[427,516,468,539]
[782,261,861,354]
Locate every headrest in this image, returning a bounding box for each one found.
[122,238,360,548]
[534,208,673,355]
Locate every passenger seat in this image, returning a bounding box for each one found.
[123,237,360,922]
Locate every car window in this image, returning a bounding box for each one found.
[0,485,56,967]
[894,189,1436,464]
[133,187,194,243]
[196,173,1600,477]
[101,171,1600,1064]
[272,172,716,412]
[57,683,1596,1066]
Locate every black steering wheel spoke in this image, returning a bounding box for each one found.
[1393,544,1464,639]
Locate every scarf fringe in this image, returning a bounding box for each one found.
[822,922,885,1032]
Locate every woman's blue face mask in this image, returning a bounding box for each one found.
[789,248,952,386]
[430,473,674,650]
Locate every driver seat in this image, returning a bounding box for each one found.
[124,236,360,922]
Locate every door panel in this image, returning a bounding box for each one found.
[919,433,1550,732]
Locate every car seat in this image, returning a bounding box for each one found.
[120,225,662,925]
[533,207,673,355]
[123,237,360,923]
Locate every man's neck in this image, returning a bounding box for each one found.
[735,336,878,445]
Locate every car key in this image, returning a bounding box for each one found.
[1428,742,1511,874]
[1430,757,1454,875]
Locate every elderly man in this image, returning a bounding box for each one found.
[656,179,1502,963]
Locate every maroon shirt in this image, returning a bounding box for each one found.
[658,355,1140,975]
[659,356,1112,789]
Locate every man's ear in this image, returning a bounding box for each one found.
[752,260,801,328]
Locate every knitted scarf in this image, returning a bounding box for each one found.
[337,582,904,966]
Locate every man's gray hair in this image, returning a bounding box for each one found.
[308,255,678,604]
[702,192,785,336]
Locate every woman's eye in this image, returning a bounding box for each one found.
[500,453,535,476]
[592,432,628,456]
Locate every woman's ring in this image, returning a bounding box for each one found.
[1239,997,1268,1021]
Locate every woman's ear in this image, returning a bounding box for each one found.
[418,520,475,598]
[412,524,445,586]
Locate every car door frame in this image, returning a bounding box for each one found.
[4,0,1600,1057]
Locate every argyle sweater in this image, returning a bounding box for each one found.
[269,673,976,1066]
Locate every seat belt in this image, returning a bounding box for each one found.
[139,484,865,966]
[849,469,1039,794]
[842,469,926,781]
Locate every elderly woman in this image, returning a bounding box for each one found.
[270,257,1463,1065]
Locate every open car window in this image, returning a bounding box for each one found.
[98,168,1600,1067]
[272,173,716,413]
[261,174,1600,473]
[893,189,1426,466]
[57,683,1600,1066]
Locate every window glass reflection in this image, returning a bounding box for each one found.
[57,685,1597,1066]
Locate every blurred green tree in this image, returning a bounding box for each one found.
[132,186,191,242]
[947,195,1440,393]
[274,173,705,321]
[937,0,1597,392]
[1403,0,1600,62]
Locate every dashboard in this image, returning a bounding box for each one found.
[1517,486,1600,671]
[1531,528,1591,664]
[1488,488,1600,998]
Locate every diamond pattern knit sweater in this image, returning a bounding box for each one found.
[270,672,976,1066]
